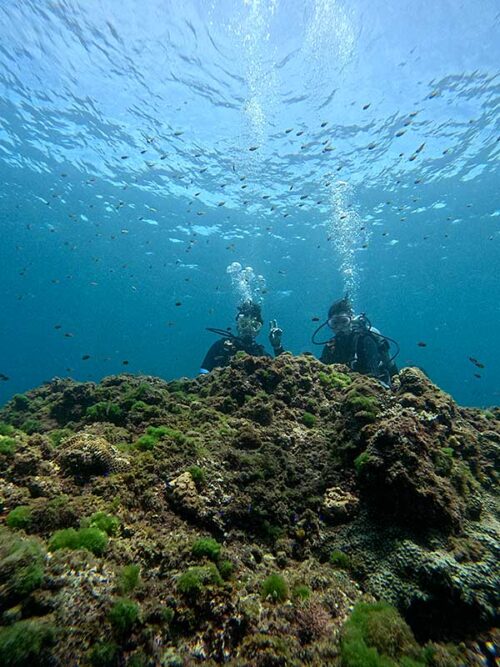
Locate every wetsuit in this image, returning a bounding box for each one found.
[200,337,272,373]
[320,328,397,385]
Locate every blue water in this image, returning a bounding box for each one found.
[0,0,499,408]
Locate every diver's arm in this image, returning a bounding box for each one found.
[357,334,381,376]
[268,320,285,357]
[200,339,227,373]
[320,343,334,364]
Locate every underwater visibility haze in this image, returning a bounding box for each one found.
[0,0,499,407]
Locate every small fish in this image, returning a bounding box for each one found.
[416,143,425,153]
[262,195,270,199]
[321,121,328,127]
[296,130,304,136]
[0,373,9,381]
[218,201,225,206]
[417,342,427,347]
[395,130,406,137]
[82,355,90,360]
[474,373,481,379]
[285,128,293,133]
[409,155,417,161]
[175,301,182,306]
[300,194,308,200]
[362,103,370,110]
[64,333,74,338]
[311,317,320,322]
[54,324,62,330]
[367,143,376,150]
[248,146,259,151]
[120,155,129,160]
[122,360,129,365]
[475,362,485,369]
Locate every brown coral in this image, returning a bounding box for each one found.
[56,433,129,479]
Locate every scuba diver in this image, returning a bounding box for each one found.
[312,295,399,387]
[200,300,284,373]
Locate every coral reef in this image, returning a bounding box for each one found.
[0,355,498,665]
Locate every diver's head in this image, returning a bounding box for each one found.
[327,295,353,334]
[236,301,263,339]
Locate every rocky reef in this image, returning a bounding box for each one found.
[0,353,498,666]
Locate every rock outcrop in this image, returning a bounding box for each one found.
[0,355,498,665]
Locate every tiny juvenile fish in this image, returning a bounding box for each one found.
[417,342,427,347]
[82,355,90,360]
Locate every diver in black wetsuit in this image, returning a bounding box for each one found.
[312,295,399,386]
[200,301,284,373]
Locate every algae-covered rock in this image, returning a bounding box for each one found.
[0,355,497,665]
[321,486,359,524]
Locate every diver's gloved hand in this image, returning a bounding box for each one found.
[269,320,283,350]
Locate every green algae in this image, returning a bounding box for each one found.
[330,550,351,570]
[345,390,380,421]
[0,436,17,456]
[319,370,352,389]
[292,584,311,601]
[187,464,206,488]
[116,564,141,595]
[12,394,30,410]
[135,425,190,451]
[354,451,371,474]
[217,559,234,581]
[261,573,289,602]
[6,506,32,530]
[0,421,14,436]
[191,537,222,562]
[108,598,140,635]
[49,526,108,556]
[89,641,119,667]
[0,529,45,603]
[0,619,55,667]
[20,418,42,435]
[87,512,120,536]
[301,411,317,427]
[341,602,422,667]
[177,565,223,598]
[86,401,123,424]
